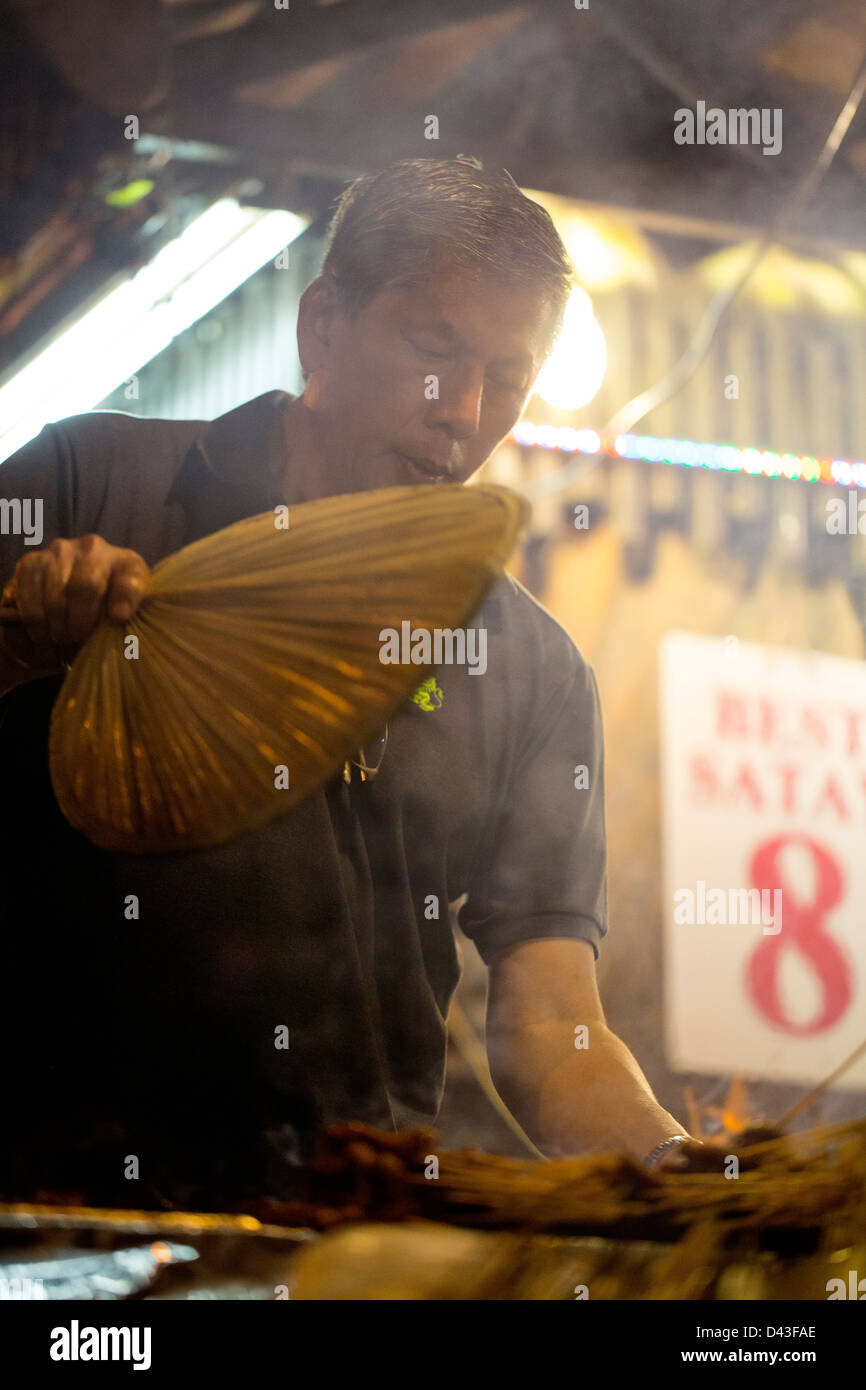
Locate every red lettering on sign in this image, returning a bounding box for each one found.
[732,764,763,810]
[812,774,849,822]
[846,709,866,756]
[690,755,719,800]
[776,764,800,816]
[717,693,748,739]
[745,834,852,1034]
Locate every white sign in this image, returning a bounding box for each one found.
[660,631,866,1088]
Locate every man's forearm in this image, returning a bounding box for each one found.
[488,1018,686,1162]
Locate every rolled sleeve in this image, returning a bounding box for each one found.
[458,656,608,964]
[0,424,75,589]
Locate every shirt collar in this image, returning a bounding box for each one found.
[167,389,293,511]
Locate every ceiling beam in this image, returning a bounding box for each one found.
[155,95,866,252]
[171,0,530,92]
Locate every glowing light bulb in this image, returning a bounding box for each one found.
[534,287,607,411]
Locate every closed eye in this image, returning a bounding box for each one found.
[487,372,528,394]
[409,339,453,361]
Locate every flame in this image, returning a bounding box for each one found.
[684,1075,764,1142]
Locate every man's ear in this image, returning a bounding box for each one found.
[296,275,342,375]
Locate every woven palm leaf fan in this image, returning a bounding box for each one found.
[23,484,526,854]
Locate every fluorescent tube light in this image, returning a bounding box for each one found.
[0,199,307,462]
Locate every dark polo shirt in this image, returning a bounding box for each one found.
[0,392,607,1207]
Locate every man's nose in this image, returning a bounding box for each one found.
[426,366,485,440]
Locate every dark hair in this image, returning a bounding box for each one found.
[320,157,573,348]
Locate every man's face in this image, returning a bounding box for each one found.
[298,268,555,492]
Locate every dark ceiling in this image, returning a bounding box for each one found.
[2,0,866,373]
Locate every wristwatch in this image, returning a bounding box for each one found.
[642,1134,692,1169]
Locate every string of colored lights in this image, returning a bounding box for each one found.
[511,421,866,490]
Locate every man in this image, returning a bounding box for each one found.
[0,159,689,1209]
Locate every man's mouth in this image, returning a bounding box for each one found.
[396,453,454,484]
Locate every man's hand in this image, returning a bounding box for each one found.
[654,1126,782,1174]
[652,1138,706,1172]
[1,534,150,675]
